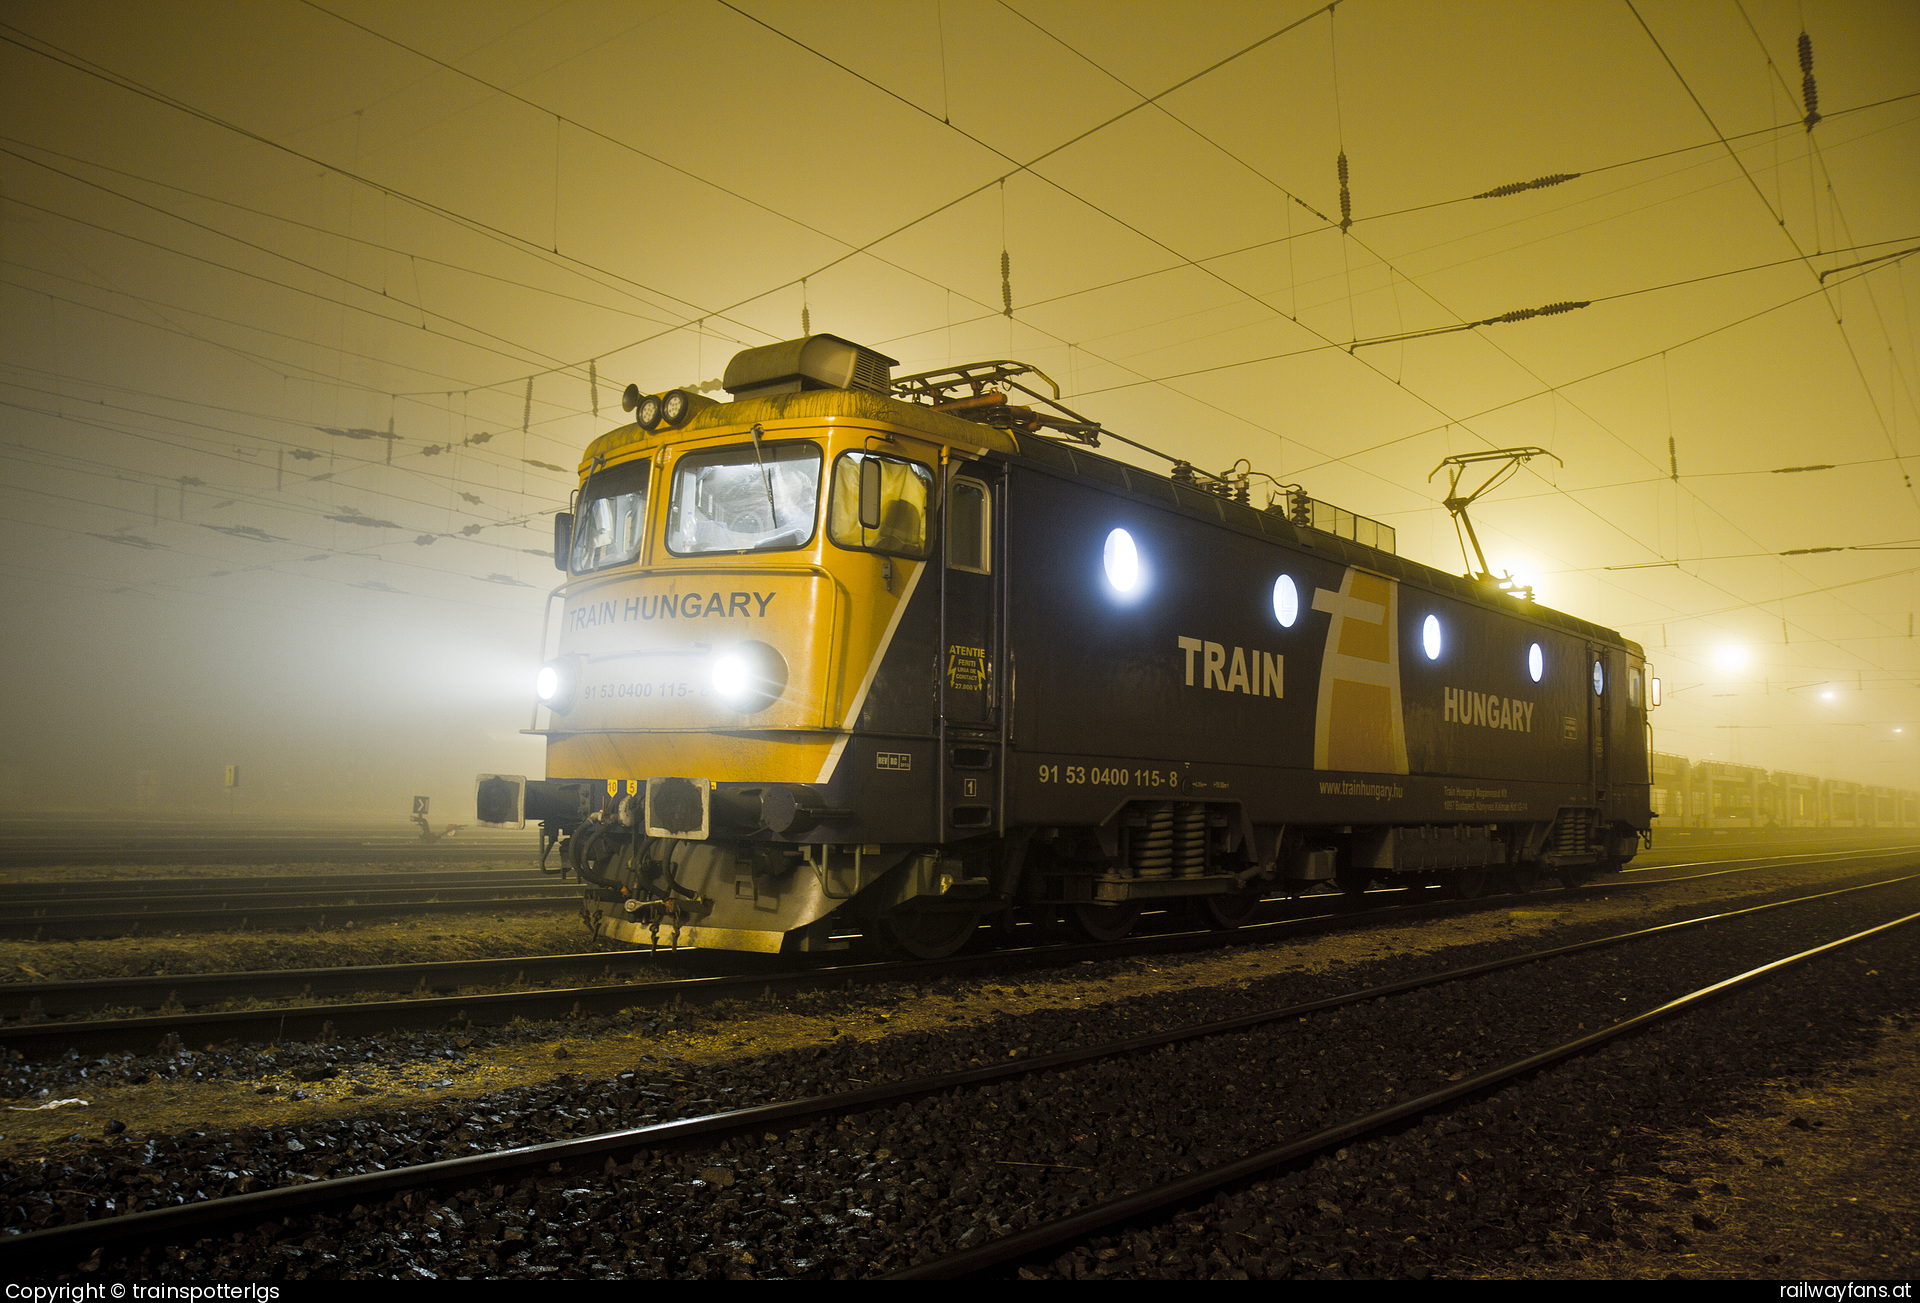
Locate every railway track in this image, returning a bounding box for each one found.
[2,869,561,901]
[5,842,1916,1058]
[0,885,579,941]
[0,824,539,870]
[2,870,1914,1278]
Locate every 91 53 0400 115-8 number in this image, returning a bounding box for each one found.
[1036,763,1182,789]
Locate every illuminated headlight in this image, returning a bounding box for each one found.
[1103,527,1139,593]
[712,654,749,697]
[535,656,579,713]
[1422,615,1442,661]
[711,641,788,714]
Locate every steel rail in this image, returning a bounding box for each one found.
[12,885,574,917]
[0,894,578,942]
[0,838,541,869]
[2,873,1913,1270]
[1,869,559,902]
[885,903,1920,1278]
[0,950,675,1020]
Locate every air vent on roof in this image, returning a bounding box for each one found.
[723,334,899,400]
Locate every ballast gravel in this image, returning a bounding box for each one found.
[3,872,1917,1279]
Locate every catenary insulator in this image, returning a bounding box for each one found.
[1799,32,1820,129]
[1337,151,1352,232]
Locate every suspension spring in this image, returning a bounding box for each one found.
[1174,804,1209,877]
[1127,802,1176,877]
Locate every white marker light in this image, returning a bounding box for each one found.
[1272,575,1298,627]
[1528,643,1544,683]
[1422,614,1442,660]
[535,665,559,701]
[1103,528,1139,593]
[1592,660,1605,695]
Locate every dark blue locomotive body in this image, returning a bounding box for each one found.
[485,337,1652,955]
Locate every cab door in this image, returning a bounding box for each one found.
[939,460,1005,833]
[1588,644,1610,795]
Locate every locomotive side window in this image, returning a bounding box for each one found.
[665,441,822,555]
[947,477,991,573]
[570,458,650,572]
[827,451,934,558]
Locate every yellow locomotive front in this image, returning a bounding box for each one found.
[479,337,1015,954]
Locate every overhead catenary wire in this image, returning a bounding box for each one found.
[762,0,1913,672]
[882,0,1909,634]
[7,5,1912,725]
[852,0,1915,680]
[1626,0,1919,519]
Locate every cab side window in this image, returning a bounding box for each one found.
[828,452,934,558]
[947,477,990,573]
[570,458,651,572]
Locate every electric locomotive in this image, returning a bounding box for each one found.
[476,334,1654,957]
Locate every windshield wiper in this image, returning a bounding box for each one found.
[748,423,779,527]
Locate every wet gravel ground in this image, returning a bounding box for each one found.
[4,875,1917,1279]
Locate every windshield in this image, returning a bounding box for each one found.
[666,440,822,555]
[570,458,650,572]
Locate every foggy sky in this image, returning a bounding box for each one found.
[2,0,1916,817]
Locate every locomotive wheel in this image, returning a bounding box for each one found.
[1068,901,1140,942]
[1448,866,1491,899]
[1509,864,1545,893]
[1558,864,1593,889]
[1334,866,1371,896]
[1199,886,1262,930]
[877,908,979,960]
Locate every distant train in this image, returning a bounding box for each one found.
[476,334,1654,957]
[1651,754,1920,831]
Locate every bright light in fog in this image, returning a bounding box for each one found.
[1104,528,1139,593]
[712,654,748,697]
[535,665,559,700]
[1714,644,1749,673]
[1528,643,1544,682]
[1272,575,1298,627]
[1422,615,1442,660]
